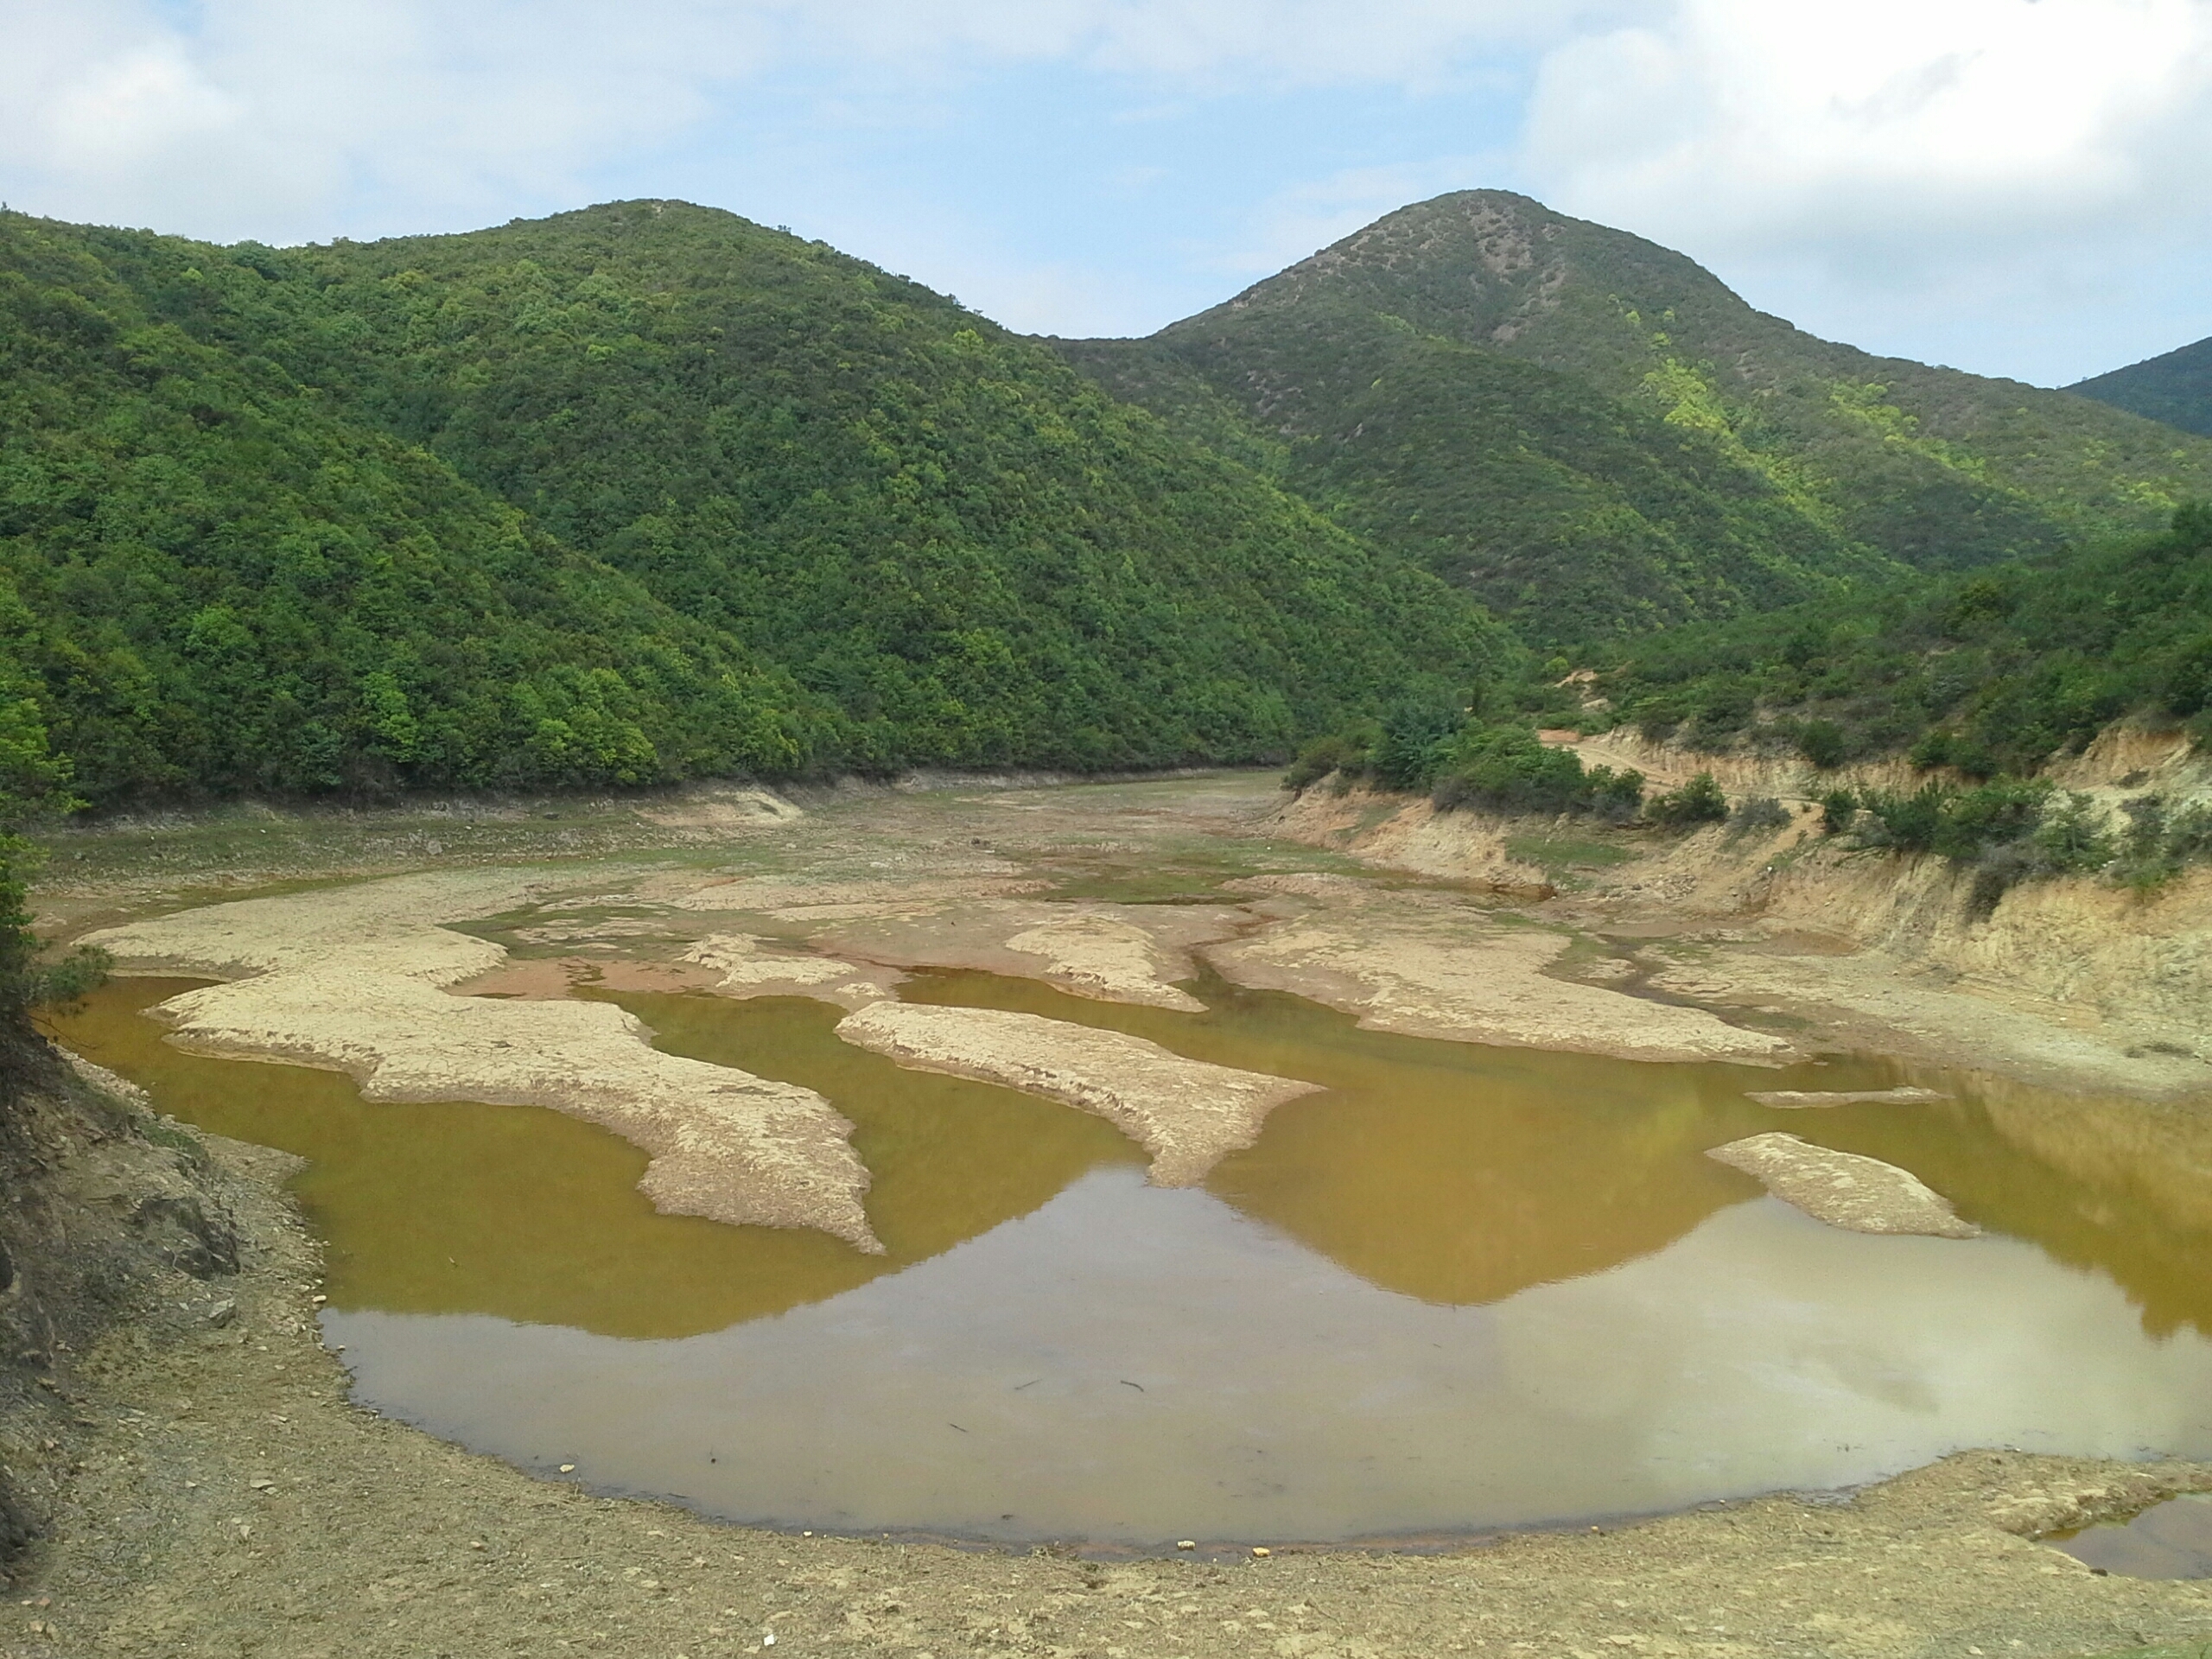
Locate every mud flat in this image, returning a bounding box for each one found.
[1708,1132,1980,1238]
[678,932,902,1007]
[1211,875,1794,1064]
[816,899,1247,1012]
[836,1001,1320,1185]
[79,872,881,1250]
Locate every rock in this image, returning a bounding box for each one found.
[205,1299,238,1328]
[1706,1133,1979,1237]
[1745,1087,1949,1109]
[131,1193,240,1279]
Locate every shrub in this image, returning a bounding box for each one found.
[1728,796,1792,836]
[1796,719,1847,770]
[1284,728,1373,793]
[1371,699,1463,792]
[1909,728,1954,771]
[2031,791,2115,874]
[1933,779,2048,861]
[1425,724,1646,822]
[1967,841,2040,917]
[1858,784,1948,852]
[1586,765,1646,823]
[1647,772,1728,827]
[1431,725,1589,816]
[1819,787,1858,836]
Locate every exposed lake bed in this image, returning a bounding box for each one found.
[22,772,2212,1653]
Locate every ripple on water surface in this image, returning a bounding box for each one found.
[52,972,2212,1543]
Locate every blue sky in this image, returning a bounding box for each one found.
[4,1,2209,385]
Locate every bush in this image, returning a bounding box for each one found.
[1371,699,1464,792]
[1819,787,1858,835]
[1728,796,1792,836]
[1967,841,2040,917]
[1796,719,1847,770]
[1909,728,1954,771]
[1933,779,2048,860]
[1647,772,1728,827]
[1283,725,1376,793]
[1858,784,1948,852]
[2032,791,2115,874]
[26,943,110,1013]
[1585,764,1646,823]
[1433,725,1596,817]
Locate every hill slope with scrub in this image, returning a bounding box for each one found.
[2073,334,2212,439]
[1061,191,2212,643]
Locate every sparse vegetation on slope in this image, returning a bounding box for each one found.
[1593,504,2212,777]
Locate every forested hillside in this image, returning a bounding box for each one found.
[1061,192,2212,643]
[0,204,1507,808]
[2074,335,2212,439]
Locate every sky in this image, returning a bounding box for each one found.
[3,0,2209,386]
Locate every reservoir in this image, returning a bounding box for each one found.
[54,966,2212,1545]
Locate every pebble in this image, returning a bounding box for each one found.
[1252,1547,1271,1559]
[1176,1540,1196,1551]
[207,1299,237,1328]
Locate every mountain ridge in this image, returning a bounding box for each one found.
[1058,190,2212,642]
[2073,334,2212,439]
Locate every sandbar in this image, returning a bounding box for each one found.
[835,1001,1321,1185]
[81,872,881,1251]
[1707,1132,1979,1238]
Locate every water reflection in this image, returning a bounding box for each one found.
[56,969,2212,1346]
[326,1179,2212,1543]
[51,978,1137,1338]
[53,965,2212,1540]
[2056,1494,2212,1580]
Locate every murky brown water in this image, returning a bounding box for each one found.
[2056,1493,2212,1579]
[50,970,2212,1542]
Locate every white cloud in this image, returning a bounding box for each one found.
[1510,0,2212,378]
[0,0,1597,241]
[3,0,2207,375]
[1522,0,2212,264]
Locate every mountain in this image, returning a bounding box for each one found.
[2072,335,2212,439]
[0,203,1508,808]
[1057,191,2212,644]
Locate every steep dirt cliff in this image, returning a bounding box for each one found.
[0,1047,247,1585]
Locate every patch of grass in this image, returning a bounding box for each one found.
[1504,833,1636,874]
